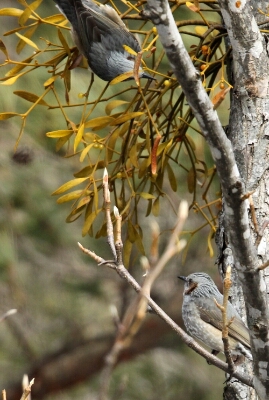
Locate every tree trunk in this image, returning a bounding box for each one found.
[219,1,269,398]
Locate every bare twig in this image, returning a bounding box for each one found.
[214,266,235,375]
[258,260,269,271]
[248,195,259,237]
[103,169,117,260]
[140,201,188,299]
[20,378,34,400]
[0,309,17,323]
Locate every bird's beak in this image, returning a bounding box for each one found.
[141,72,156,80]
[178,276,187,282]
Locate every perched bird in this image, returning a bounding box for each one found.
[179,272,252,361]
[52,0,153,81]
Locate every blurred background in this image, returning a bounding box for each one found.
[0,1,228,399]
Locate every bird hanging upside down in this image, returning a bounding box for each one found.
[52,0,154,81]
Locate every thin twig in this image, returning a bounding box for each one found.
[258,260,269,271]
[20,378,34,400]
[0,309,17,323]
[103,169,117,260]
[214,266,235,375]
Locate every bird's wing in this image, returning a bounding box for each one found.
[74,0,141,55]
[196,296,250,349]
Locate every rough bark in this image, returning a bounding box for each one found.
[218,1,269,399]
[143,1,269,399]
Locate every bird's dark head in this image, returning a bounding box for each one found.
[178,272,217,297]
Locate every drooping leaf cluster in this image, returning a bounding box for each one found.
[0,0,231,264]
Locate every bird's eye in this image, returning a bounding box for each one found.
[188,279,193,284]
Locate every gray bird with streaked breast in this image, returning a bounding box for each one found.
[52,0,153,81]
[179,272,252,361]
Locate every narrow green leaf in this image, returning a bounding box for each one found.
[82,209,102,236]
[14,90,49,106]
[74,123,84,152]
[0,112,20,120]
[139,192,156,200]
[57,190,83,204]
[46,129,73,138]
[52,177,88,195]
[166,163,177,192]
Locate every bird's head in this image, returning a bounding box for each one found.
[178,273,217,297]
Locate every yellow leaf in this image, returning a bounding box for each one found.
[111,112,144,125]
[52,178,88,195]
[156,142,168,156]
[66,206,86,223]
[0,112,20,120]
[107,128,120,162]
[105,100,129,115]
[207,231,214,257]
[43,14,66,23]
[43,51,66,67]
[46,129,73,138]
[127,220,137,243]
[166,163,177,192]
[77,195,92,208]
[19,7,32,26]
[146,199,152,217]
[187,167,196,193]
[138,156,151,178]
[82,209,102,236]
[15,32,39,51]
[43,75,59,87]
[0,8,23,17]
[186,1,199,12]
[74,161,105,177]
[57,190,83,204]
[195,26,207,36]
[16,25,38,54]
[0,40,8,58]
[58,28,70,56]
[123,44,137,56]
[5,55,33,77]
[0,73,24,85]
[123,238,133,268]
[110,70,134,85]
[14,91,49,106]
[129,144,139,168]
[139,192,156,200]
[19,0,42,25]
[74,123,84,152]
[185,134,196,151]
[134,227,145,256]
[84,116,114,130]
[56,135,72,151]
[152,197,160,216]
[80,143,95,162]
[161,138,173,168]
